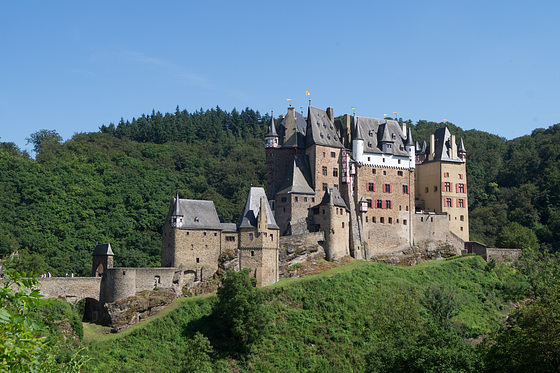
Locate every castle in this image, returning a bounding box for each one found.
[38,104,469,320]
[264,105,468,262]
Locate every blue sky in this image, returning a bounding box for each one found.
[1,1,559,153]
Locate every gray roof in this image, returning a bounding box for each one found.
[238,187,279,230]
[319,187,349,210]
[171,198,223,230]
[405,127,414,147]
[279,107,306,148]
[432,127,462,162]
[305,106,344,148]
[92,243,114,256]
[276,155,315,195]
[265,116,278,137]
[220,222,238,232]
[354,116,410,156]
[458,137,466,152]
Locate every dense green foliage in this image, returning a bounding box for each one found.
[84,256,529,372]
[1,105,559,275]
[0,256,88,371]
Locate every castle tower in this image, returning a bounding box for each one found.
[415,127,469,241]
[238,187,280,286]
[352,118,365,163]
[170,192,184,228]
[265,116,279,149]
[92,242,114,277]
[313,187,350,261]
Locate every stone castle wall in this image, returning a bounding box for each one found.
[38,277,102,303]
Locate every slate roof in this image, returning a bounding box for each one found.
[432,127,462,162]
[220,222,238,232]
[238,187,279,230]
[171,199,223,230]
[354,117,410,156]
[265,117,278,137]
[276,155,315,195]
[92,243,114,256]
[319,187,349,210]
[279,108,306,148]
[458,137,466,153]
[305,106,344,148]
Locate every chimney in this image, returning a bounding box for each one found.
[451,135,457,159]
[327,107,334,122]
[429,133,435,160]
[287,106,295,120]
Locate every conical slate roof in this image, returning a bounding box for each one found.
[353,116,410,157]
[405,127,414,146]
[266,116,278,137]
[458,137,466,152]
[277,156,314,195]
[238,187,279,230]
[319,187,348,210]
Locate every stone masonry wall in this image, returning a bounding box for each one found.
[38,277,102,303]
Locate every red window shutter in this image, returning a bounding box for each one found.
[456,184,458,193]
[464,184,467,194]
[451,198,454,207]
[373,183,376,192]
[441,182,445,191]
[382,200,386,209]
[389,185,392,193]
[450,182,453,190]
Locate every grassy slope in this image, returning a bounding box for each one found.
[84,256,519,372]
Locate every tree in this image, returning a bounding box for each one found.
[212,269,268,354]
[496,222,539,250]
[25,129,63,155]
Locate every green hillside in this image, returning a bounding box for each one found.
[84,256,528,372]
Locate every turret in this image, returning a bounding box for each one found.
[170,192,184,228]
[458,137,466,162]
[265,115,279,149]
[257,197,268,234]
[92,242,114,277]
[380,124,394,154]
[405,127,415,167]
[352,118,365,163]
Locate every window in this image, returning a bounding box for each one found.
[376,200,383,209]
[331,151,336,158]
[367,199,373,208]
[203,232,207,236]
[444,182,451,192]
[425,187,429,193]
[372,217,376,223]
[312,197,315,202]
[196,258,200,263]
[383,184,392,193]
[372,169,376,174]
[333,168,338,177]
[397,170,403,176]
[445,198,453,207]
[444,172,449,177]
[367,183,375,192]
[322,166,328,176]
[304,197,308,202]
[249,233,254,240]
[368,157,371,161]
[270,234,274,241]
[388,217,393,224]
[295,196,298,202]
[386,200,392,209]
[403,219,407,225]
[383,170,387,175]
[334,184,339,189]
[458,199,465,208]
[460,215,465,221]
[402,185,409,194]
[251,251,255,256]
[365,216,368,222]
[214,232,217,236]
[226,236,236,242]
[434,186,438,192]
[323,152,326,158]
[380,217,385,223]
[459,174,464,179]
[322,183,328,191]
[457,183,465,193]
[281,197,287,202]
[342,222,345,228]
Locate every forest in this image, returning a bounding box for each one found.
[1,105,558,275]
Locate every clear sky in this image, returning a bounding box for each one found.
[1,1,559,153]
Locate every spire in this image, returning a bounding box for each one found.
[458,137,466,152]
[405,127,414,146]
[173,191,183,216]
[266,116,278,137]
[381,124,394,143]
[354,118,363,140]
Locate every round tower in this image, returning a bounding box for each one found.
[170,192,184,228]
[352,118,365,163]
[458,138,466,162]
[265,115,279,149]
